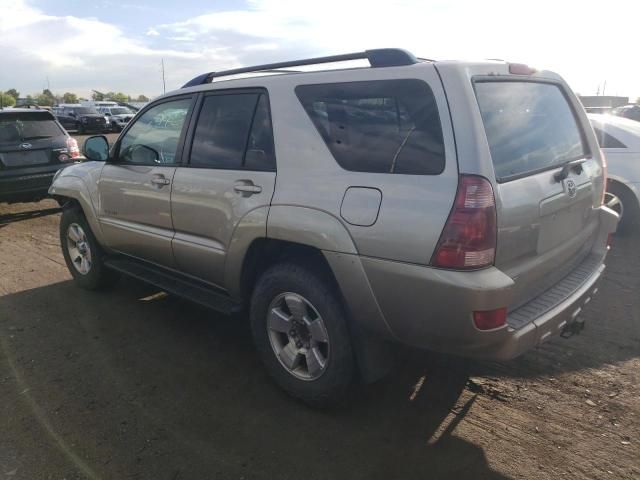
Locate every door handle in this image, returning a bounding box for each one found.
[150,175,170,186]
[234,183,262,195]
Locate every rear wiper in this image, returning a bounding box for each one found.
[21,135,53,140]
[554,158,587,182]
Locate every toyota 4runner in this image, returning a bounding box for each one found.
[49,49,618,406]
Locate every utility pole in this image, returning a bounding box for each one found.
[161,59,166,94]
[602,80,607,96]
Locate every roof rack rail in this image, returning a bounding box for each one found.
[182,48,419,88]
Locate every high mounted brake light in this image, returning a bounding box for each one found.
[432,175,497,270]
[508,63,536,75]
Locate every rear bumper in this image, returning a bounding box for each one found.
[344,206,618,360]
[0,167,64,202]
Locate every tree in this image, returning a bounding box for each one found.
[92,91,104,101]
[106,92,128,103]
[136,94,149,102]
[0,92,16,108]
[5,88,19,100]
[62,92,78,104]
[35,93,53,106]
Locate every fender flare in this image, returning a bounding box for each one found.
[49,175,106,245]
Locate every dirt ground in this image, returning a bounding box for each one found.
[0,194,638,478]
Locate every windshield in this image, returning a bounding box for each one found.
[74,107,99,114]
[0,112,63,142]
[475,81,587,181]
[110,108,132,115]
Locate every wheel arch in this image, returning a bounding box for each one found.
[50,175,106,245]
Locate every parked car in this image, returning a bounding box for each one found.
[0,109,79,203]
[589,113,640,233]
[97,106,135,132]
[49,49,618,406]
[55,106,108,134]
[612,105,640,122]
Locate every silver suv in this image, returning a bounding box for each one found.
[50,49,618,406]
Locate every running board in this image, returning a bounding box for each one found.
[104,257,240,315]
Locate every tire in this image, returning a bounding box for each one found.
[607,183,640,235]
[59,207,120,290]
[250,262,355,407]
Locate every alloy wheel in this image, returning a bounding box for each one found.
[267,292,330,381]
[66,223,92,275]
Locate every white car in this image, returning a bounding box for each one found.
[589,114,640,233]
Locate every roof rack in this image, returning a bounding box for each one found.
[182,48,419,88]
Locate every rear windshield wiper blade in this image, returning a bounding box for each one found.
[21,135,53,140]
[554,158,587,182]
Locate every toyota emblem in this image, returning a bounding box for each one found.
[565,179,577,199]
[20,143,32,150]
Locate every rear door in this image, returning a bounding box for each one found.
[97,96,194,268]
[474,79,603,308]
[170,90,277,288]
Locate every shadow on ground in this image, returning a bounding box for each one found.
[0,278,508,480]
[0,206,61,228]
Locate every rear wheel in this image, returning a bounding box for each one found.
[250,262,355,407]
[60,207,119,290]
[607,183,639,235]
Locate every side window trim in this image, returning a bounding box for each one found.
[112,94,196,166]
[182,87,276,172]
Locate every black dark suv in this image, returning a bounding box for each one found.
[55,106,108,134]
[0,109,79,203]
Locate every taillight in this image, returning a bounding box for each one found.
[473,308,507,330]
[432,175,497,270]
[66,137,80,159]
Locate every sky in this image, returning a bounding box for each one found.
[1,0,638,101]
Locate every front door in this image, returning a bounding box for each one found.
[171,91,277,288]
[97,96,194,268]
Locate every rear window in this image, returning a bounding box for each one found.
[73,108,99,115]
[475,81,587,182]
[0,112,63,143]
[592,127,626,149]
[295,79,445,175]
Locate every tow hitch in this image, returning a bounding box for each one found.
[561,317,585,338]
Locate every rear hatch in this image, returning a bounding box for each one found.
[474,80,604,310]
[0,111,68,172]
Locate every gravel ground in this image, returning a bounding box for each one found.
[0,195,638,480]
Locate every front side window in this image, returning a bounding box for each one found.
[189,92,276,171]
[119,98,191,165]
[295,79,445,175]
[475,81,587,181]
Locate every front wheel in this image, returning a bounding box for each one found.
[250,262,355,407]
[60,207,119,290]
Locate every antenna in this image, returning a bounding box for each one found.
[161,59,166,94]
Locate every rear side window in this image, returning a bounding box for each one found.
[0,112,63,143]
[190,92,276,171]
[295,79,445,175]
[592,127,626,149]
[475,81,587,182]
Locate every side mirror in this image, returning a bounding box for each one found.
[83,135,109,161]
[69,112,76,117]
